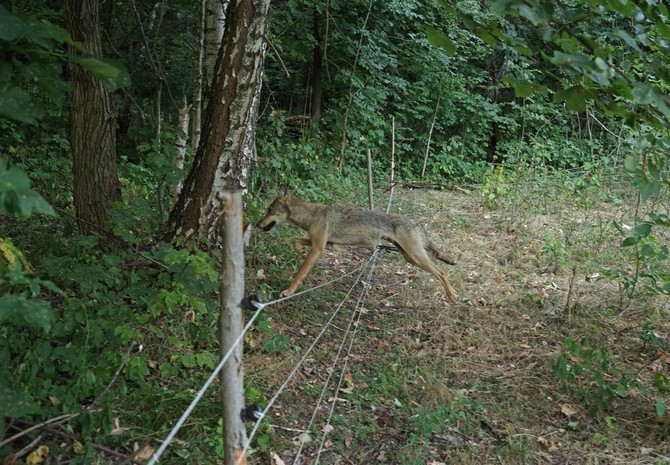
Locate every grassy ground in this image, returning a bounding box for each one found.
[242,175,670,464]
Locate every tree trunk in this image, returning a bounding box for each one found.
[309,7,323,126]
[167,0,271,243]
[64,0,122,236]
[191,0,206,153]
[204,0,229,89]
[170,96,191,208]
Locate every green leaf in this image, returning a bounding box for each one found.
[425,25,456,55]
[656,399,666,417]
[71,57,131,92]
[0,84,45,124]
[0,294,54,332]
[613,29,641,51]
[622,237,637,247]
[553,86,591,112]
[0,377,39,417]
[624,156,639,173]
[506,78,549,98]
[639,180,661,201]
[0,5,29,41]
[640,244,655,258]
[0,160,54,217]
[635,223,652,238]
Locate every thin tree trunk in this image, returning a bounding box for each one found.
[167,0,271,243]
[191,0,206,153]
[171,96,191,208]
[421,93,441,180]
[336,0,374,172]
[309,7,323,126]
[204,0,229,89]
[64,0,122,236]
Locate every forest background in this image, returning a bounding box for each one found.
[1,0,670,463]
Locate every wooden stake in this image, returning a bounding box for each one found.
[366,148,374,210]
[421,93,441,180]
[390,117,396,193]
[219,191,248,465]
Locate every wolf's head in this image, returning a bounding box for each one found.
[256,195,290,231]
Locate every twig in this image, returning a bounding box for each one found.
[13,434,43,459]
[269,424,308,434]
[266,37,290,78]
[21,422,146,465]
[587,109,624,140]
[55,207,168,270]
[88,339,138,409]
[0,414,78,448]
[336,0,374,172]
[421,93,441,180]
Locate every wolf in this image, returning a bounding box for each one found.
[256,191,457,302]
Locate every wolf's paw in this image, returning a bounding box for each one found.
[279,288,294,298]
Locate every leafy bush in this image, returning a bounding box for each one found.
[556,337,669,415]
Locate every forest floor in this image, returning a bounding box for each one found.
[245,177,670,465]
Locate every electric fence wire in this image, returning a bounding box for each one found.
[293,249,380,465]
[314,249,379,463]
[148,262,372,465]
[150,192,398,465]
[239,254,378,463]
[287,192,396,464]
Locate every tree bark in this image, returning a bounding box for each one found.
[170,96,191,208]
[309,7,323,126]
[191,0,206,153]
[167,0,271,243]
[204,0,229,89]
[64,0,122,236]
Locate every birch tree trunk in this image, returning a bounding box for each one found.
[167,0,271,243]
[204,0,229,89]
[170,96,191,208]
[191,0,206,153]
[64,0,122,236]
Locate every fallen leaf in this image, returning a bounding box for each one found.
[377,341,390,350]
[344,430,353,448]
[48,396,61,407]
[296,431,312,443]
[26,446,49,465]
[134,444,155,461]
[111,417,125,435]
[322,424,335,434]
[271,453,286,465]
[339,373,355,394]
[560,404,578,418]
[73,441,85,454]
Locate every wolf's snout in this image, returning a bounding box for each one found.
[258,220,276,231]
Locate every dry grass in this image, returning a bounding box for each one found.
[246,179,670,464]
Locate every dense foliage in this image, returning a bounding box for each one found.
[0,0,668,463]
